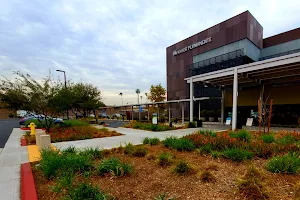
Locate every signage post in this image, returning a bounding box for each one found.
[152,113,158,125]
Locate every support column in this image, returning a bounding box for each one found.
[198,101,201,120]
[221,89,225,124]
[232,68,238,130]
[157,104,159,121]
[182,102,185,125]
[168,104,171,124]
[131,106,134,121]
[189,79,194,122]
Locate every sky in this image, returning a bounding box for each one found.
[0,0,299,106]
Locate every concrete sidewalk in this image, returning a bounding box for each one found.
[0,128,28,200]
[53,127,215,150]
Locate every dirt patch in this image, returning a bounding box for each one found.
[32,145,300,200]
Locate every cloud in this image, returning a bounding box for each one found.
[0,0,300,105]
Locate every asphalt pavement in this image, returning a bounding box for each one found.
[0,119,19,148]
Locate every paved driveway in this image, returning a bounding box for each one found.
[0,119,19,148]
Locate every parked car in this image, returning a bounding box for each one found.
[98,113,110,119]
[19,115,64,126]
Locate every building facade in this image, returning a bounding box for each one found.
[166,11,300,125]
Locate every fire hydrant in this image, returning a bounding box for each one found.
[28,122,36,136]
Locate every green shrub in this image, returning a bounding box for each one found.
[25,119,45,128]
[198,130,217,137]
[124,143,134,155]
[68,182,112,200]
[79,147,103,159]
[142,137,150,145]
[163,137,195,151]
[62,146,77,154]
[277,135,296,145]
[98,157,133,176]
[223,148,253,162]
[229,129,251,142]
[60,120,89,127]
[211,151,223,159]
[132,122,173,131]
[266,153,300,174]
[187,121,196,128]
[173,160,192,175]
[261,134,275,143]
[143,137,160,145]
[40,149,93,179]
[158,153,173,166]
[197,144,213,154]
[132,146,147,157]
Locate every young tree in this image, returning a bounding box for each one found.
[147,84,167,120]
[0,72,62,132]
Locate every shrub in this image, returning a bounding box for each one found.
[237,166,268,200]
[62,146,77,154]
[68,183,112,200]
[132,122,174,131]
[266,153,300,174]
[211,151,223,159]
[143,137,160,145]
[132,146,147,157]
[187,121,196,128]
[163,137,195,151]
[79,147,103,159]
[60,120,89,127]
[124,143,135,155]
[229,130,251,142]
[198,170,216,182]
[40,149,93,179]
[197,144,213,154]
[223,148,253,162]
[98,157,133,176]
[158,153,173,166]
[261,134,275,143]
[277,135,296,145]
[173,160,192,175]
[25,119,45,128]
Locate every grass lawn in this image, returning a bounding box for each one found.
[31,130,300,200]
[25,126,122,144]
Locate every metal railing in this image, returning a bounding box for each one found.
[186,49,251,77]
[259,48,300,61]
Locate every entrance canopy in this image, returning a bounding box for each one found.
[185,52,300,130]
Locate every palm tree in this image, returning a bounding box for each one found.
[135,89,140,104]
[119,92,123,106]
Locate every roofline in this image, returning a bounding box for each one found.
[166,11,250,49]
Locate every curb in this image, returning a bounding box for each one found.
[21,163,38,200]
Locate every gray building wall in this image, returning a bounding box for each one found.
[260,38,300,58]
[192,39,260,63]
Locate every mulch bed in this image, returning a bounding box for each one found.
[31,145,300,200]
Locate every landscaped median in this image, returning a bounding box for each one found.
[122,120,196,131]
[22,120,122,145]
[26,129,300,199]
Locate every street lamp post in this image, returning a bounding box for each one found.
[56,70,69,119]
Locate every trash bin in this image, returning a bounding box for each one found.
[197,120,202,127]
[169,122,173,127]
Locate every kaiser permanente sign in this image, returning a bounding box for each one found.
[173,37,212,56]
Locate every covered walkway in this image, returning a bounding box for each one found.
[185,52,300,130]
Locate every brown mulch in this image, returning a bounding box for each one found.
[31,145,300,200]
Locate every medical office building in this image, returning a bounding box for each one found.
[166,11,300,128]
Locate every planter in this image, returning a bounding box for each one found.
[200,117,206,122]
[209,117,215,122]
[218,117,221,122]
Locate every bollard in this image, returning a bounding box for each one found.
[35,130,46,147]
[39,135,51,150]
